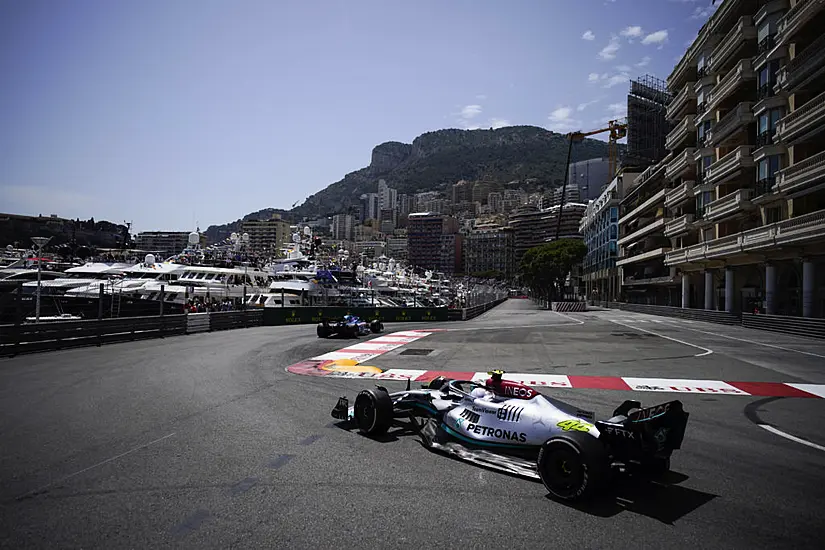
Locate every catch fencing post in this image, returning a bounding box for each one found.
[97,283,104,347]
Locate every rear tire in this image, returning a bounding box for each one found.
[537,432,609,502]
[317,324,328,338]
[354,388,393,436]
[370,320,383,333]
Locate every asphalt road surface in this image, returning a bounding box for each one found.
[2,300,824,549]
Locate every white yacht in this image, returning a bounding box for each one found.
[21,262,131,297]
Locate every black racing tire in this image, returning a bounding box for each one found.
[648,456,671,475]
[370,320,383,333]
[537,432,609,502]
[317,324,329,338]
[354,388,393,436]
[350,325,359,338]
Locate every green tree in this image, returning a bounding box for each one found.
[519,239,587,305]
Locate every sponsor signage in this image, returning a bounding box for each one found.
[623,377,748,395]
[466,423,527,443]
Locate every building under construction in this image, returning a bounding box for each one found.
[625,75,671,168]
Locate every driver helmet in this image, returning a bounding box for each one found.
[470,387,490,399]
[428,376,449,390]
[343,314,353,322]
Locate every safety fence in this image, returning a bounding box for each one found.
[608,302,825,339]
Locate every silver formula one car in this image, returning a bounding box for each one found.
[331,370,689,501]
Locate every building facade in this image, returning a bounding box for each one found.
[568,158,611,202]
[579,174,626,302]
[241,216,290,255]
[463,224,514,278]
[406,213,462,274]
[135,231,206,257]
[662,0,825,317]
[331,214,355,241]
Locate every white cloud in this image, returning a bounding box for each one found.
[547,106,580,132]
[642,30,669,47]
[460,104,482,119]
[599,36,620,60]
[636,56,651,67]
[690,2,719,20]
[603,74,629,88]
[490,118,510,129]
[588,72,601,82]
[582,30,595,41]
[615,64,632,72]
[577,99,599,112]
[620,26,643,41]
[607,102,627,118]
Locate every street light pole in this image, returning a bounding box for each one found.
[31,236,52,323]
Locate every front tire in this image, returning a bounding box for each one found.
[537,432,609,501]
[370,320,383,333]
[317,324,329,338]
[354,388,393,436]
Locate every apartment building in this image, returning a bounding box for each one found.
[509,203,587,269]
[135,231,206,257]
[241,215,291,254]
[463,224,514,278]
[663,0,825,317]
[407,212,462,274]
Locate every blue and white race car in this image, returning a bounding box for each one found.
[317,315,384,338]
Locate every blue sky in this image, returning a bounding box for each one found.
[0,0,718,232]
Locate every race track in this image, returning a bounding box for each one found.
[1,300,824,549]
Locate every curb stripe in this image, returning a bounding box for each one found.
[727,381,819,398]
[568,375,631,391]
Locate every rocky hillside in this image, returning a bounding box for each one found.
[205,125,615,241]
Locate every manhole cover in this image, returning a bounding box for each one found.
[400,348,433,356]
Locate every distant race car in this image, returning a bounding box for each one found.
[317,314,384,339]
[332,369,689,501]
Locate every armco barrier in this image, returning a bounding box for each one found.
[552,301,587,312]
[464,297,508,320]
[610,302,740,325]
[210,309,264,331]
[742,313,825,340]
[0,314,188,357]
[262,306,448,326]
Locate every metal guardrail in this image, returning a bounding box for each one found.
[741,313,825,340]
[609,302,741,325]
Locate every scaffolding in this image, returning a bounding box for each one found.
[626,74,672,169]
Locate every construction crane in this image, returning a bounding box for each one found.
[554,119,628,240]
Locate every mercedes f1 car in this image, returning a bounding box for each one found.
[317,315,384,338]
[331,370,689,501]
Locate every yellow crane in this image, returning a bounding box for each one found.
[554,119,627,240]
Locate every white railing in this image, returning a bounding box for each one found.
[618,188,667,226]
[777,150,825,194]
[709,102,754,145]
[705,145,754,185]
[776,89,825,142]
[707,59,755,112]
[777,0,825,43]
[665,208,825,265]
[616,247,672,267]
[664,214,696,237]
[617,218,667,246]
[666,115,696,150]
[709,16,756,73]
[704,188,755,221]
[665,148,697,181]
[778,32,825,89]
[665,180,695,208]
[667,84,697,121]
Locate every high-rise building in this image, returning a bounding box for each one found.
[464,224,514,278]
[359,193,379,222]
[660,0,825,317]
[331,214,354,241]
[241,215,291,255]
[407,213,461,273]
[452,180,472,204]
[135,231,205,257]
[626,75,672,168]
[508,203,587,266]
[568,158,611,202]
[378,180,397,211]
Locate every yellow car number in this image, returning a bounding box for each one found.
[556,419,593,433]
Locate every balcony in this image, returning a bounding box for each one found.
[709,16,757,74]
[704,188,756,222]
[666,115,696,151]
[664,214,696,237]
[667,84,697,121]
[777,33,825,91]
[752,177,783,205]
[616,247,672,267]
[665,180,695,208]
[757,34,776,55]
[665,148,697,181]
[776,150,825,196]
[755,131,775,149]
[705,145,755,186]
[775,89,825,143]
[708,102,755,146]
[619,188,667,226]
[777,0,825,45]
[666,208,825,264]
[617,218,668,247]
[707,59,756,112]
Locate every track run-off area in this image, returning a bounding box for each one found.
[2,299,824,548]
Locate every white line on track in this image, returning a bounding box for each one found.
[609,319,714,357]
[18,432,176,499]
[445,322,583,332]
[655,322,825,359]
[550,311,585,325]
[759,424,825,453]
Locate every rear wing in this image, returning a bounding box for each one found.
[596,400,689,458]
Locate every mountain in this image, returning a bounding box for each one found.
[204,125,615,242]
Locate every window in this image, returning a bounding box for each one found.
[610,207,618,221]
[609,225,618,240]
[757,155,782,180]
[765,207,781,224]
[757,22,770,43]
